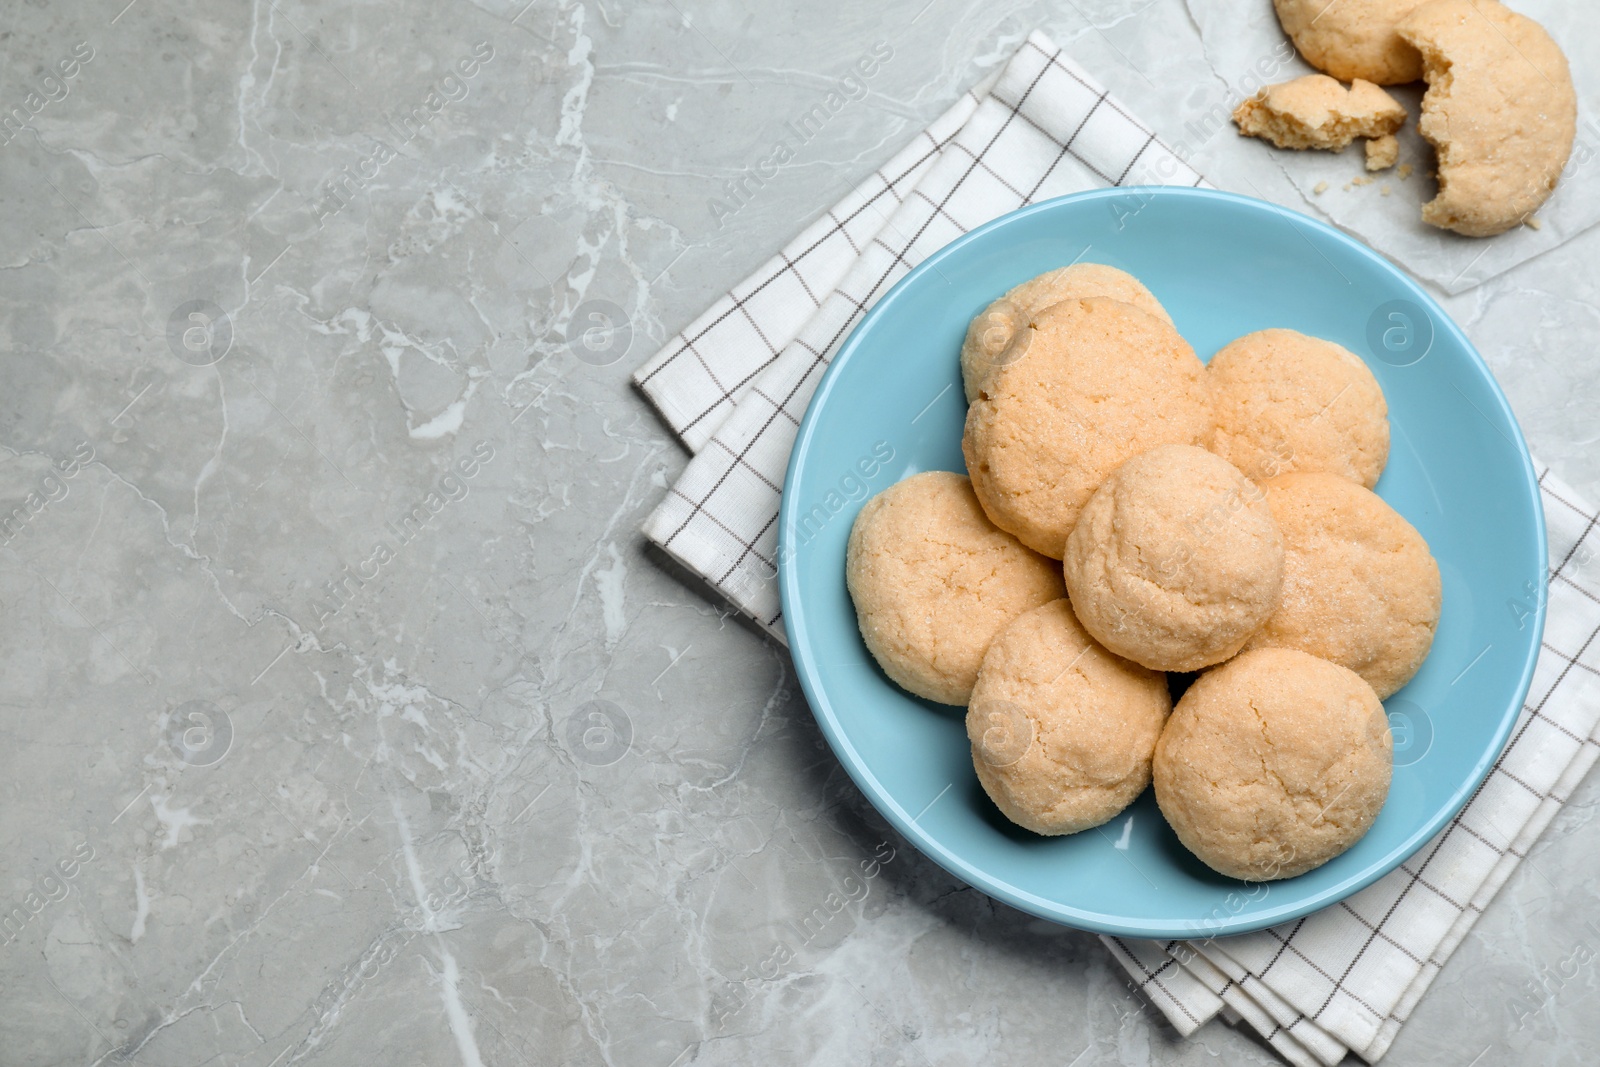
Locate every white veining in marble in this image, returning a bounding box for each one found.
[0,2,1596,1065]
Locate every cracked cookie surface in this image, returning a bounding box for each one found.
[1153,647,1393,881]
[1233,75,1406,152]
[1207,328,1390,488]
[960,263,1171,403]
[1063,444,1285,673]
[1243,472,1441,698]
[846,471,1065,705]
[968,599,1171,835]
[963,297,1213,559]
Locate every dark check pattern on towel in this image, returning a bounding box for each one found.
[640,32,1203,640]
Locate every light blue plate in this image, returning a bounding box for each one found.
[778,187,1547,938]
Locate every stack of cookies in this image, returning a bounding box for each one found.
[845,265,1442,881]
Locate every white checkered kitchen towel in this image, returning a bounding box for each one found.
[632,30,1600,1065]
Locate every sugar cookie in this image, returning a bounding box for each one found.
[1398,0,1576,237]
[961,263,1172,402]
[1273,0,1429,85]
[1233,75,1406,152]
[1244,472,1441,698]
[846,471,1064,705]
[963,297,1213,558]
[1207,328,1389,488]
[969,599,1171,835]
[1154,647,1393,881]
[1063,445,1284,672]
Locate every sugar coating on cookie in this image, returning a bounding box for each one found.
[1366,133,1400,172]
[1063,445,1285,673]
[1399,0,1576,237]
[1273,0,1429,85]
[846,471,1065,705]
[1244,472,1440,698]
[968,599,1171,836]
[1233,75,1406,152]
[1153,647,1393,881]
[960,263,1172,403]
[963,297,1213,559]
[1207,329,1390,488]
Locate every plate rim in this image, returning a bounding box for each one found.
[778,185,1549,938]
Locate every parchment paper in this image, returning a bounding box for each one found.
[1185,0,1600,293]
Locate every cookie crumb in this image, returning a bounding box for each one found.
[1380,185,1392,196]
[1365,133,1399,171]
[1526,216,1543,230]
[1399,163,1414,180]
[1351,176,1373,186]
[1314,181,1330,195]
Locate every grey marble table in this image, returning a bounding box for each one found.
[2,2,1596,1065]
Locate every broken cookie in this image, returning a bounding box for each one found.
[1397,0,1576,237]
[1233,75,1405,153]
[1273,0,1430,85]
